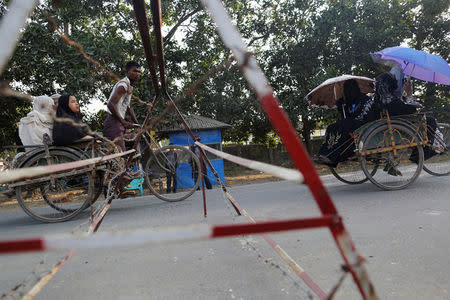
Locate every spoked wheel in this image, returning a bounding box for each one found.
[15,150,94,222]
[81,173,103,210]
[145,145,201,202]
[329,157,377,185]
[360,124,424,190]
[423,123,450,176]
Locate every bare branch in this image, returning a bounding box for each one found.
[248,33,270,47]
[44,12,152,108]
[164,6,201,43]
[0,85,33,102]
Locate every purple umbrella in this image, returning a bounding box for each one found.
[370,46,450,85]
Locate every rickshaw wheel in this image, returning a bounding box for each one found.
[144,145,201,202]
[16,150,94,222]
[360,124,424,190]
[423,123,450,176]
[329,158,378,185]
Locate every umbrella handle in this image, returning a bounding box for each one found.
[333,84,337,101]
[401,62,415,83]
[404,65,415,97]
[334,84,347,118]
[400,62,415,98]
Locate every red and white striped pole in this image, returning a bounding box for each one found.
[195,142,303,184]
[199,1,378,299]
[0,216,336,254]
[0,149,134,185]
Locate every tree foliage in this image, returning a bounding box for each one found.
[0,0,449,148]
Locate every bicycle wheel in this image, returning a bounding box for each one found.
[329,158,377,185]
[360,124,423,190]
[423,123,450,176]
[144,145,201,202]
[16,150,93,222]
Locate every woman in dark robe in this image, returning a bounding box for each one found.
[315,79,379,167]
[52,94,92,145]
[374,72,437,163]
[373,72,417,115]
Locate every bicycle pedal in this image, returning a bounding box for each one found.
[119,190,136,198]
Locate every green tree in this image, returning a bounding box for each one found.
[0,0,202,144]
[403,0,450,122]
[263,0,448,151]
[2,0,449,148]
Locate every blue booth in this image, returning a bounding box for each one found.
[157,114,231,189]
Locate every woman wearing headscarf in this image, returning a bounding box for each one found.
[52,94,92,145]
[373,72,418,115]
[315,79,379,166]
[18,95,55,145]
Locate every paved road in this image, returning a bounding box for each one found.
[0,172,449,299]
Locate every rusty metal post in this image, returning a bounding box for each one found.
[148,0,240,215]
[199,150,207,217]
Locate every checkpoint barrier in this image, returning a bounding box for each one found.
[0,1,378,299]
[0,144,328,299]
[0,216,340,255]
[0,149,135,185]
[0,0,38,74]
[200,0,378,299]
[195,142,304,184]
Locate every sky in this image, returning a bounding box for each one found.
[81,97,106,115]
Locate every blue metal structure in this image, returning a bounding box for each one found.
[169,129,226,188]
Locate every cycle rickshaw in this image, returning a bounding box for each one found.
[329,113,450,190]
[2,127,201,223]
[307,75,450,190]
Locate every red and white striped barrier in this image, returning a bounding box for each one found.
[0,216,336,254]
[0,149,134,185]
[21,250,76,300]
[196,142,303,184]
[0,0,38,74]
[200,1,378,299]
[3,215,331,299]
[220,190,328,299]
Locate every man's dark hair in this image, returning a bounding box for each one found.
[125,61,140,71]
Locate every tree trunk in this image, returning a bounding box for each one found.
[268,147,274,164]
[301,115,312,154]
[424,82,435,112]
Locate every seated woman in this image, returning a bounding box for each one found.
[18,95,55,146]
[373,72,418,115]
[374,72,438,163]
[52,94,93,145]
[315,79,379,167]
[12,95,56,168]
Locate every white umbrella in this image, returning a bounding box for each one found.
[306,75,375,109]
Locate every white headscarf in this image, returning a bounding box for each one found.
[18,95,54,145]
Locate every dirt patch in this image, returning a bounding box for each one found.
[0,193,19,209]
[225,172,282,186]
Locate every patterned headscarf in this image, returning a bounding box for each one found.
[374,73,399,106]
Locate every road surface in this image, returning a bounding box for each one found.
[0,172,449,299]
